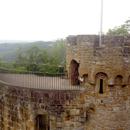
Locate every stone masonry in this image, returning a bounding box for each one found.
[0,35,130,130]
[66,35,130,130]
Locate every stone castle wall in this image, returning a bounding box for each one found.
[0,35,130,130]
[66,35,130,84]
[65,35,130,130]
[0,79,130,130]
[0,82,85,130]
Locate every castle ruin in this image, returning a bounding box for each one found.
[0,35,130,130]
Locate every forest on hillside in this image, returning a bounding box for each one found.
[0,40,66,74]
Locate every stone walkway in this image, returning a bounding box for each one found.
[0,73,81,90]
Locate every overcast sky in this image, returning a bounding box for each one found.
[0,0,129,41]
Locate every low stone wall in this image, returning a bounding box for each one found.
[0,81,130,130]
[0,82,83,130]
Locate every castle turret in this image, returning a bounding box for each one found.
[66,35,130,130]
[66,35,130,86]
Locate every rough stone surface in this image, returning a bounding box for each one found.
[0,35,130,130]
[0,83,82,130]
[66,35,130,130]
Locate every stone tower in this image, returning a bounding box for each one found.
[66,35,130,130]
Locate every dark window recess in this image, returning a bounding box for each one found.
[99,79,103,94]
[36,115,49,130]
[70,60,80,85]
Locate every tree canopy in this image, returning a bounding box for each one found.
[0,39,66,74]
[14,40,66,73]
[107,19,130,36]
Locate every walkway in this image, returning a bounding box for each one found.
[0,73,81,90]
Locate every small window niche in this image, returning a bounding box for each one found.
[96,72,108,94]
[99,79,103,94]
[115,75,123,86]
[35,114,49,130]
[81,74,88,85]
[70,59,80,85]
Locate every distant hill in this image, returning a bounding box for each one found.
[0,41,56,62]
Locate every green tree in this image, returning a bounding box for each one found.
[15,48,27,66]
[0,58,2,67]
[25,46,46,71]
[125,19,130,32]
[14,40,66,74]
[49,39,66,66]
[107,25,129,36]
[107,19,130,36]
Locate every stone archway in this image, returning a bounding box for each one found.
[96,72,108,94]
[82,74,88,83]
[35,114,49,130]
[70,59,80,85]
[115,75,123,86]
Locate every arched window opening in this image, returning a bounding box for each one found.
[115,75,123,85]
[35,114,49,130]
[99,79,103,94]
[82,74,88,83]
[96,72,108,94]
[70,59,80,85]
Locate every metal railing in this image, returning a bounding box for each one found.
[0,67,81,90]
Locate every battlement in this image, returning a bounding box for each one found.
[67,35,130,47]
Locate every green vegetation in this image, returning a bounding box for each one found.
[0,40,66,75]
[107,19,130,36]
[107,25,129,36]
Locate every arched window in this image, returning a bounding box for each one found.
[70,59,80,85]
[115,75,123,86]
[35,114,49,130]
[99,79,103,94]
[82,74,88,83]
[96,72,108,94]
